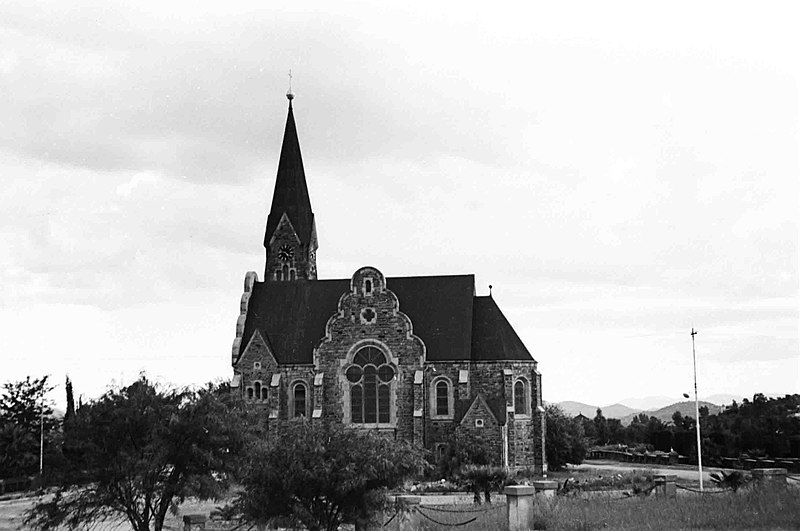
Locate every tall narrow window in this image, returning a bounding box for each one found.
[246,387,254,399]
[282,265,289,281]
[365,279,372,294]
[346,346,394,424]
[290,269,297,281]
[261,387,268,400]
[514,380,527,415]
[292,382,307,417]
[436,381,449,416]
[254,381,262,401]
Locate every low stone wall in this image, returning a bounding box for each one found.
[587,449,679,465]
[587,451,800,473]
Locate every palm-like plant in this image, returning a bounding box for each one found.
[709,470,747,491]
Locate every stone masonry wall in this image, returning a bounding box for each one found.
[232,267,545,473]
[313,267,425,440]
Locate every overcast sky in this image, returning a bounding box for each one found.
[1,0,798,409]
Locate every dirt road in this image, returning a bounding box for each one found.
[571,459,734,484]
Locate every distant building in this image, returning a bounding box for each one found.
[230,95,546,472]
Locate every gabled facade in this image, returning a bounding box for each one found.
[230,96,546,473]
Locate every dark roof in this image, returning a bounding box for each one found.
[389,275,474,361]
[264,101,315,247]
[241,279,348,364]
[471,296,533,361]
[238,275,534,364]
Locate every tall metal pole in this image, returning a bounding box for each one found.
[39,400,44,478]
[691,328,703,491]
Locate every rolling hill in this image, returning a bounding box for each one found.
[619,401,724,425]
[555,401,640,419]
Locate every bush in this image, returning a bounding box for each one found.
[457,465,508,504]
[545,405,587,471]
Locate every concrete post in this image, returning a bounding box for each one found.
[751,468,787,486]
[393,495,422,531]
[182,514,206,531]
[532,480,557,499]
[505,485,535,531]
[653,474,677,498]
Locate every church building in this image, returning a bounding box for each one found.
[230,94,546,473]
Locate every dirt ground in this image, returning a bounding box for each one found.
[0,495,222,531]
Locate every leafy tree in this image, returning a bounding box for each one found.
[434,431,496,479]
[233,420,427,531]
[458,465,507,504]
[0,375,59,479]
[545,405,587,471]
[24,376,250,531]
[593,408,608,444]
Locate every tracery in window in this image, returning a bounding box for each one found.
[345,346,394,424]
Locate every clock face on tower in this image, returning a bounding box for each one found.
[277,244,294,262]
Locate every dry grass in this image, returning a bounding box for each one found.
[412,484,800,531]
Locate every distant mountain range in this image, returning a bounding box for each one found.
[557,401,639,419]
[555,397,734,426]
[618,401,725,425]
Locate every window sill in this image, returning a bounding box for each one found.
[347,423,396,430]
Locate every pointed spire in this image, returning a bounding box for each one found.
[264,95,315,248]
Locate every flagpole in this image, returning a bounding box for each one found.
[691,328,703,492]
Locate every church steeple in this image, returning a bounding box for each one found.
[264,94,318,281]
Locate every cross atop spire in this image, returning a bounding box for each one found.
[286,69,294,102]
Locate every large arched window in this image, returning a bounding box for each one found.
[291,382,308,418]
[514,379,529,415]
[345,346,394,424]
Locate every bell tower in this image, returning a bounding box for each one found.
[264,92,318,281]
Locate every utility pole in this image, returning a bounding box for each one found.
[39,395,44,479]
[691,328,703,491]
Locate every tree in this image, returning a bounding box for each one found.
[435,431,496,479]
[64,376,75,423]
[0,375,59,479]
[593,408,608,444]
[458,465,507,504]
[545,405,587,471]
[25,376,249,531]
[233,420,427,531]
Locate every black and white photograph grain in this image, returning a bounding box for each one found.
[1,1,798,530]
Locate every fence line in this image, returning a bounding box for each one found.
[418,504,504,514]
[416,507,477,527]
